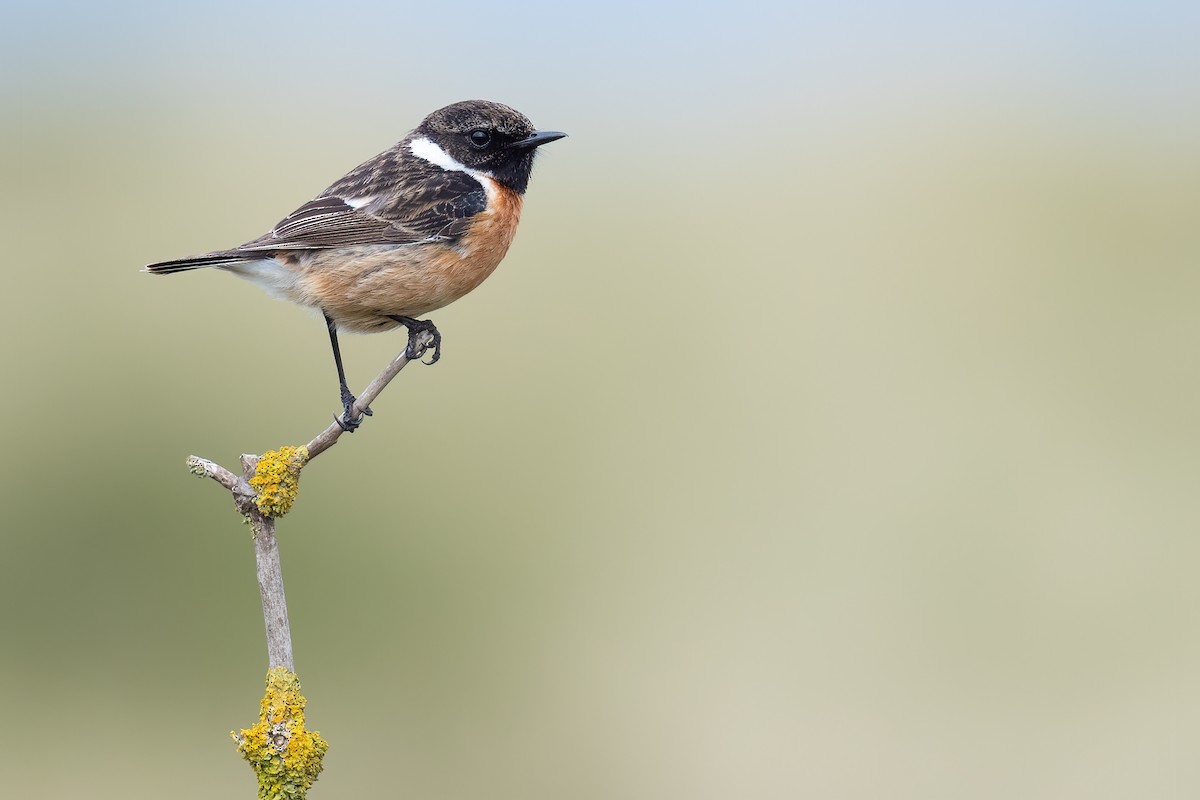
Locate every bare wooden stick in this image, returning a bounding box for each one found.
[252,517,293,669]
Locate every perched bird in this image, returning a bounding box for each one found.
[146,99,565,430]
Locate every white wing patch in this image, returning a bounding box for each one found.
[408,136,499,202]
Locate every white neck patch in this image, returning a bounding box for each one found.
[409,136,497,200]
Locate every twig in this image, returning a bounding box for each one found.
[186,456,243,495]
[186,328,432,668]
[306,332,432,459]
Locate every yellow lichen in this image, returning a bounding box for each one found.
[249,446,309,518]
[232,666,328,800]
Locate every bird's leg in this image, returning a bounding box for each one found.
[387,316,442,365]
[325,314,371,431]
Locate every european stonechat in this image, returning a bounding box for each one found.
[146,99,565,430]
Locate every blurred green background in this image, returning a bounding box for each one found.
[1,2,1196,797]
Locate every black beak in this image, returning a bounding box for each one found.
[510,130,568,149]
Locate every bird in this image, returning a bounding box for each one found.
[145,99,565,431]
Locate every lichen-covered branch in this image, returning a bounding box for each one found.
[179,332,433,799]
[233,666,328,800]
[242,452,295,672]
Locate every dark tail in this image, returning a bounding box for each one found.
[143,252,259,275]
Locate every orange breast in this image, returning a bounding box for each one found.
[290,181,524,333]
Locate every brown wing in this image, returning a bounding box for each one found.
[234,196,427,251]
[146,144,490,271]
[238,173,488,252]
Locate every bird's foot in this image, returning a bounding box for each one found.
[389,316,442,365]
[336,385,372,432]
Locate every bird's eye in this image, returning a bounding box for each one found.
[468,129,492,149]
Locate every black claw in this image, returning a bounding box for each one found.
[388,316,442,365]
[336,387,372,433]
[340,385,371,416]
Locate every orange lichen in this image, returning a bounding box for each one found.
[248,446,309,518]
[232,667,328,800]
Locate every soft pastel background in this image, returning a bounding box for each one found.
[1,2,1195,798]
